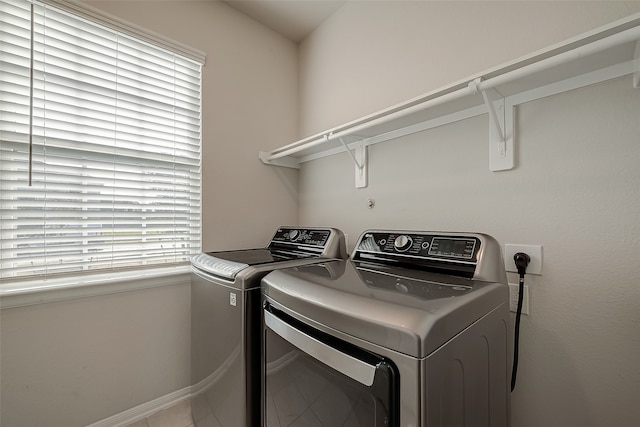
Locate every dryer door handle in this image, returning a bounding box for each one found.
[264,309,377,386]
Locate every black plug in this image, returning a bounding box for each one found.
[511,251,530,392]
[514,252,530,276]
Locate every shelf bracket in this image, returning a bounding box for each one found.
[336,136,364,170]
[481,89,505,143]
[634,40,640,88]
[335,135,367,188]
[354,141,367,188]
[469,78,514,171]
[258,151,300,169]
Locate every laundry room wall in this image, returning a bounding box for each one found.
[0,1,298,426]
[296,2,640,427]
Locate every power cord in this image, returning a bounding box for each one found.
[511,252,530,392]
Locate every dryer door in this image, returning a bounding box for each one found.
[263,305,398,427]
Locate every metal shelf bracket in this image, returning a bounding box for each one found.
[335,135,368,188]
[469,78,515,171]
[259,151,300,169]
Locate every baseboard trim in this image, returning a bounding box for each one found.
[85,386,192,427]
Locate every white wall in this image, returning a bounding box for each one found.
[0,1,299,426]
[1,283,191,426]
[297,2,640,426]
[299,0,640,136]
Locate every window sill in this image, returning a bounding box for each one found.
[0,265,191,309]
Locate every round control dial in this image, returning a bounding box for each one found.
[394,235,413,252]
[288,230,300,241]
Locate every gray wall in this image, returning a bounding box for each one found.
[298,0,640,136]
[0,1,299,426]
[1,283,191,426]
[297,2,640,426]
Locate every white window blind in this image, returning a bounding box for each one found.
[0,0,202,279]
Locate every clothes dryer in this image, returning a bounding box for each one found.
[262,229,509,427]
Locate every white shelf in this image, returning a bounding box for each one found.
[260,13,640,185]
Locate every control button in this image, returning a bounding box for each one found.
[394,235,413,252]
[289,230,300,241]
[421,242,430,249]
[379,239,386,246]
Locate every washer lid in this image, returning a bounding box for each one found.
[191,252,251,279]
[191,247,322,279]
[191,226,347,279]
[262,261,508,358]
[204,248,286,265]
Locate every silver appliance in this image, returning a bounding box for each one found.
[190,226,347,427]
[262,230,510,427]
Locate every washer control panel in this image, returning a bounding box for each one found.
[270,227,331,248]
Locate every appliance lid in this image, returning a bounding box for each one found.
[191,247,318,279]
[263,261,507,358]
[206,248,288,265]
[262,230,508,358]
[191,252,250,279]
[191,226,347,279]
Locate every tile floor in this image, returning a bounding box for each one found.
[124,399,193,427]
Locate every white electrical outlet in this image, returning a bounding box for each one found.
[509,283,529,315]
[504,244,543,275]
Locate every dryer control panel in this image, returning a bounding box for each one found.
[352,230,484,278]
[355,231,479,260]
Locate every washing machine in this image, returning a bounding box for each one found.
[190,226,347,427]
[262,229,510,427]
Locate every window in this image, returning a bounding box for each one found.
[0,0,203,279]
